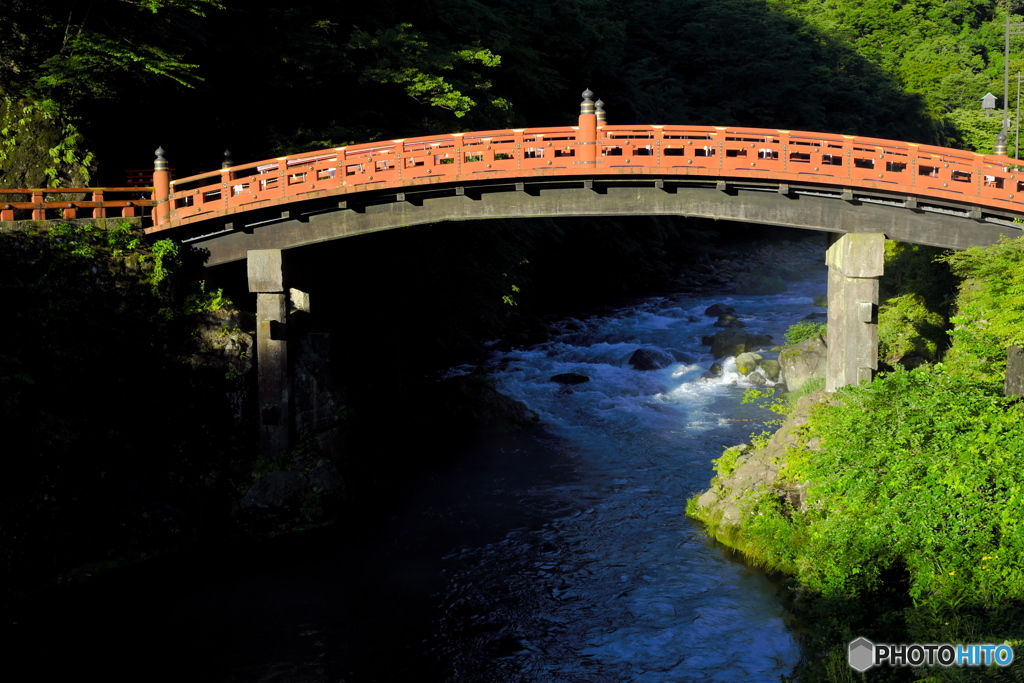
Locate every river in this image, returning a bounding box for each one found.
[11,262,825,682]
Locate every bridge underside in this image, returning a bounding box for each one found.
[176,177,1023,267]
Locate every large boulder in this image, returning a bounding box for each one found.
[704,303,736,317]
[307,459,345,497]
[706,328,749,358]
[779,334,827,392]
[704,329,774,359]
[628,347,673,370]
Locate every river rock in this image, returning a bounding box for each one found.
[705,329,774,359]
[706,329,748,358]
[779,334,827,392]
[432,373,540,432]
[713,314,745,328]
[734,352,763,376]
[551,372,591,385]
[628,348,673,371]
[704,303,736,317]
[759,359,782,382]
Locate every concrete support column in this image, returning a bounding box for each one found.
[248,249,290,457]
[825,232,885,392]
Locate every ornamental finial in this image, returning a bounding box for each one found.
[581,89,595,115]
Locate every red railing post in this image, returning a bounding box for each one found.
[31,191,44,220]
[577,89,598,168]
[153,146,171,226]
[93,191,106,218]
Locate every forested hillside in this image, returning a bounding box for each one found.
[11,0,1023,186]
[771,0,1024,152]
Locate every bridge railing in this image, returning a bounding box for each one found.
[0,188,156,222]
[153,123,1024,231]
[597,124,1020,202]
[162,126,599,227]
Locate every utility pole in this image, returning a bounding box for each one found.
[1017,71,1022,159]
[998,15,1024,156]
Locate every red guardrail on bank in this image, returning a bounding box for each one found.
[0,187,156,221]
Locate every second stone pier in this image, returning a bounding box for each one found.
[825,232,885,392]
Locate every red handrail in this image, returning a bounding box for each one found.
[4,124,1022,231]
[156,124,1024,232]
[0,187,156,221]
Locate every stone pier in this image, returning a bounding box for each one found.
[825,233,885,392]
[248,249,290,457]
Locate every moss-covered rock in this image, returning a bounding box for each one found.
[735,352,763,375]
[688,391,824,543]
[779,334,827,392]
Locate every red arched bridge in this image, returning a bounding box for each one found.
[2,92,1023,261]
[3,91,1022,455]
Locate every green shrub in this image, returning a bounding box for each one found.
[784,320,827,346]
[941,235,1024,384]
[877,292,946,367]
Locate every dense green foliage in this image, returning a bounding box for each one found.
[771,368,1024,607]
[0,0,223,185]
[877,241,958,368]
[770,0,1024,154]
[942,236,1024,382]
